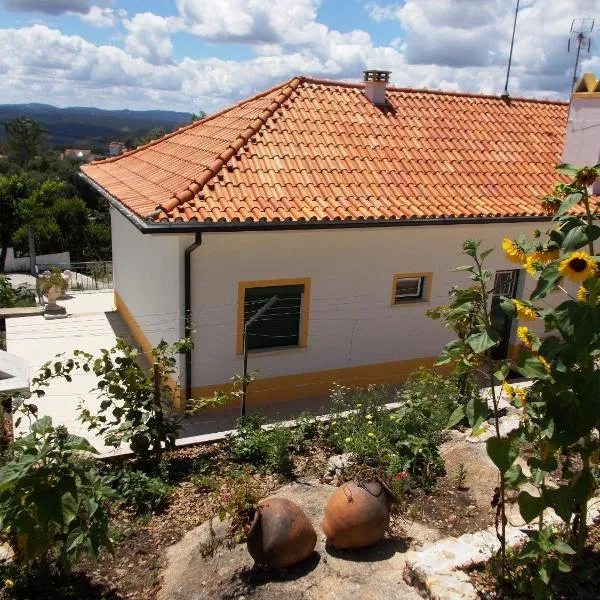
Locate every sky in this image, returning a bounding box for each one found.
[0,0,599,114]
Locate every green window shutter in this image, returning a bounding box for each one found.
[244,285,304,350]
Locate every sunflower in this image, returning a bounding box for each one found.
[531,248,559,264]
[558,251,597,283]
[515,388,528,407]
[502,382,515,400]
[537,355,552,375]
[577,286,589,303]
[524,256,538,277]
[516,326,533,349]
[512,299,537,321]
[502,238,527,265]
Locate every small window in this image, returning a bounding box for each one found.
[391,273,431,304]
[237,279,311,353]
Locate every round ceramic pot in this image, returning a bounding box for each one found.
[246,497,317,568]
[322,481,391,549]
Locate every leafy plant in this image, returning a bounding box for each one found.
[0,275,36,308]
[78,337,219,462]
[113,467,172,515]
[226,414,295,477]
[214,471,262,543]
[37,267,69,296]
[326,382,447,491]
[512,527,575,599]
[498,164,600,565]
[432,240,514,581]
[0,416,115,571]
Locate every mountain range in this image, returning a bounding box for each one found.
[0,103,194,153]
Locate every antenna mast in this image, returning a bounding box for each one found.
[502,0,520,100]
[568,18,594,91]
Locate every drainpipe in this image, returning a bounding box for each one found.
[183,232,202,407]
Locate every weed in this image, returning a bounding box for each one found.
[453,463,468,490]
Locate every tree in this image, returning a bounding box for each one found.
[0,173,31,272]
[2,117,46,169]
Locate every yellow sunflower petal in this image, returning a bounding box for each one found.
[502,238,527,265]
[558,251,597,283]
[512,299,537,321]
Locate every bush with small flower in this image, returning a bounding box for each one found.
[326,377,459,491]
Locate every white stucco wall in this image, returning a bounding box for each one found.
[110,207,192,355]
[189,222,558,390]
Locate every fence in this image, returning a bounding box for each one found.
[4,248,70,273]
[37,261,114,292]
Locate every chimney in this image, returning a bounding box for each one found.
[562,72,600,193]
[363,70,391,106]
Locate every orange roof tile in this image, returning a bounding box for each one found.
[81,76,568,226]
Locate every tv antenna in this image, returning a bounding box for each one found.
[568,18,594,91]
[501,0,520,101]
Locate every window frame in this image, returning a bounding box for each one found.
[391,272,432,305]
[236,278,311,354]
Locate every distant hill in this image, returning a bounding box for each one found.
[0,103,194,154]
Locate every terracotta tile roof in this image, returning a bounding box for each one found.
[81,76,568,225]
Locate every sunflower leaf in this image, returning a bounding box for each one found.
[553,193,582,219]
[530,263,561,301]
[467,329,500,353]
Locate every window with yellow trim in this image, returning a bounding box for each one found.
[391,272,432,304]
[237,278,311,353]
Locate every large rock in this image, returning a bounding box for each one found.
[322,481,391,549]
[246,497,317,568]
[158,478,433,600]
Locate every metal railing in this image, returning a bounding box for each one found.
[36,261,113,292]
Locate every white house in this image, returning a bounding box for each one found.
[81,70,593,410]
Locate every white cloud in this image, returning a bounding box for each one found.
[366,0,599,97]
[1,0,91,14]
[0,0,597,113]
[78,6,126,28]
[123,13,181,65]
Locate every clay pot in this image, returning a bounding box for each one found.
[322,481,391,549]
[246,497,317,568]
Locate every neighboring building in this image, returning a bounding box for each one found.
[81,70,586,411]
[109,141,125,157]
[61,148,94,162]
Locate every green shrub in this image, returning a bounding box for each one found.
[114,467,172,515]
[397,368,471,435]
[215,471,262,543]
[326,377,453,491]
[226,415,295,477]
[0,275,36,309]
[0,416,115,571]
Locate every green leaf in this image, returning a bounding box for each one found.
[554,192,582,218]
[500,298,516,318]
[518,490,544,523]
[505,463,527,487]
[562,224,600,253]
[516,355,551,379]
[31,415,53,435]
[61,492,79,526]
[556,163,580,177]
[552,539,576,555]
[530,263,562,301]
[466,329,499,353]
[466,395,489,430]
[540,564,551,585]
[486,437,518,474]
[493,363,510,383]
[453,265,475,273]
[447,405,466,429]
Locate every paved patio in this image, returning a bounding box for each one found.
[6,291,130,453]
